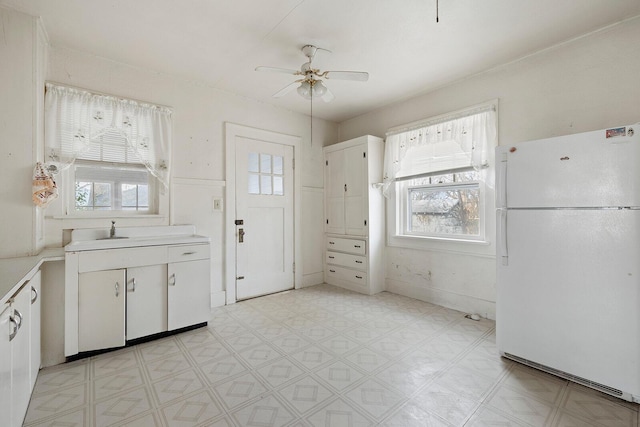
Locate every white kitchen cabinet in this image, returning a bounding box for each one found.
[10,283,32,427]
[65,235,211,356]
[167,244,211,331]
[0,304,11,425]
[325,148,346,235]
[126,265,167,340]
[324,135,385,295]
[78,269,126,352]
[29,270,41,390]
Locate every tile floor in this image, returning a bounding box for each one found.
[24,284,639,426]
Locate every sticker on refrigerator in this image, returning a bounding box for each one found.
[606,127,626,138]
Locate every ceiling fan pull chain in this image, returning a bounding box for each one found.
[310,82,313,146]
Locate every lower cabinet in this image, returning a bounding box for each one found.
[168,259,210,331]
[73,243,211,354]
[78,269,126,352]
[1,277,38,427]
[29,271,41,391]
[126,265,168,340]
[0,304,11,424]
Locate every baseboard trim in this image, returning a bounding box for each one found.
[385,278,496,320]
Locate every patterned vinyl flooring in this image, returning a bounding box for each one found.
[23,284,639,426]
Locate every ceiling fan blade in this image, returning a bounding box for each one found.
[272,81,299,98]
[321,87,335,103]
[323,71,369,82]
[255,66,301,75]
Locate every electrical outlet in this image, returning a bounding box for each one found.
[213,198,223,211]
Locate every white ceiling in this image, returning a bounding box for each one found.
[3,0,640,122]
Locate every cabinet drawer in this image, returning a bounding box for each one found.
[79,246,167,273]
[326,252,367,271]
[168,244,210,263]
[326,237,366,255]
[326,265,368,287]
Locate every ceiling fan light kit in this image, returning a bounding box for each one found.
[256,44,369,102]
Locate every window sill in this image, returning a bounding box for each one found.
[388,233,495,257]
[51,214,165,220]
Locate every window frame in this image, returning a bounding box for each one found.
[386,102,497,255]
[63,160,159,217]
[399,169,485,241]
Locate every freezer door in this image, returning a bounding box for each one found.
[497,209,640,398]
[497,125,640,208]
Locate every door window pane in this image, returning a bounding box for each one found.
[248,174,260,194]
[273,176,283,195]
[273,156,283,175]
[248,152,259,173]
[261,175,272,195]
[260,154,272,173]
[248,151,285,196]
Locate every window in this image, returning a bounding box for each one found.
[247,152,285,196]
[400,169,482,238]
[44,83,172,216]
[384,102,497,245]
[74,162,150,211]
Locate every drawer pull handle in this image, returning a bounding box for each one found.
[130,277,137,292]
[169,273,176,286]
[115,282,120,297]
[355,275,363,279]
[182,251,196,256]
[329,241,335,245]
[354,245,361,248]
[328,256,335,259]
[355,260,363,264]
[31,286,38,304]
[329,269,336,273]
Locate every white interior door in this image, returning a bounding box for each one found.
[235,137,294,300]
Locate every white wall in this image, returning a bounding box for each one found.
[0,7,47,258]
[338,17,640,319]
[43,45,337,301]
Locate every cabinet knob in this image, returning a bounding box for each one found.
[115,282,120,297]
[169,273,176,286]
[31,286,38,304]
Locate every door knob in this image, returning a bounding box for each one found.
[238,228,245,243]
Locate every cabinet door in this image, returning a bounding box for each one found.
[0,304,11,426]
[325,149,346,234]
[126,265,167,341]
[11,284,31,427]
[29,271,41,391]
[167,260,210,331]
[78,269,125,352]
[344,145,367,236]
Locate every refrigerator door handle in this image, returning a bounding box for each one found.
[496,153,508,208]
[499,209,508,265]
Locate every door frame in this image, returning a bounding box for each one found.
[224,122,302,304]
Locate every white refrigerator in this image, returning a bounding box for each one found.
[496,123,640,402]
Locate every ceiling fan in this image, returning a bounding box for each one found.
[255,45,369,102]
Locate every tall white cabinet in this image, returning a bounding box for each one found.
[324,135,384,295]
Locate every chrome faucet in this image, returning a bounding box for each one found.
[110,221,116,238]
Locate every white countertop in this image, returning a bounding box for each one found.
[65,225,210,252]
[0,248,65,305]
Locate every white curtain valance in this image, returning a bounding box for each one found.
[44,83,173,188]
[382,106,496,196]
